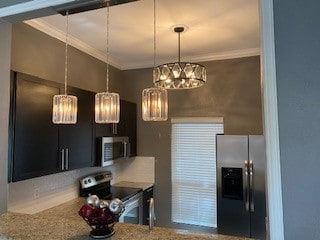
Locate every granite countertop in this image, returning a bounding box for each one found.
[112,181,154,190]
[0,198,253,240]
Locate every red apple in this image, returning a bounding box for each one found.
[96,208,115,225]
[79,204,97,219]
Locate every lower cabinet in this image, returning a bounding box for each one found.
[143,186,154,225]
[10,72,95,182]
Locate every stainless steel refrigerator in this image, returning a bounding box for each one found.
[216,135,266,240]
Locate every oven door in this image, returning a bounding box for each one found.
[119,193,143,224]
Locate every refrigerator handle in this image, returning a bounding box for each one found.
[244,160,250,212]
[249,160,255,212]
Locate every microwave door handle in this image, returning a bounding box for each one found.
[244,160,250,212]
[61,149,65,171]
[123,142,127,158]
[249,160,254,212]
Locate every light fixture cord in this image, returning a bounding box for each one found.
[106,1,110,92]
[153,0,156,69]
[64,10,69,95]
[178,31,181,63]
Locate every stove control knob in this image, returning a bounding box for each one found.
[84,180,88,185]
[88,178,92,183]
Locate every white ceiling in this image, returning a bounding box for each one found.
[25,0,260,70]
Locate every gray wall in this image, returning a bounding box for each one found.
[0,22,12,214]
[11,22,121,93]
[273,1,320,239]
[117,56,263,229]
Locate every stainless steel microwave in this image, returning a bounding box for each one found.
[100,136,130,167]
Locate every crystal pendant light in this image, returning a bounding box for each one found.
[153,27,206,89]
[142,0,168,121]
[95,2,120,123]
[52,11,77,124]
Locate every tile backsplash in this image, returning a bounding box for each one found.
[8,156,155,214]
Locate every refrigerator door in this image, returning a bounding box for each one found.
[248,135,266,240]
[217,135,250,237]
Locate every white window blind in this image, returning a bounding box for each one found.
[171,120,224,228]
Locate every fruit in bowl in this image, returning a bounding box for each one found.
[79,195,124,239]
[79,204,97,219]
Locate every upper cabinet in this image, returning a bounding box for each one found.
[58,86,95,170]
[12,73,61,181]
[9,72,137,182]
[10,73,95,181]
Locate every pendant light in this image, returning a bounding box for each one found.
[52,10,77,124]
[95,1,120,124]
[142,0,168,122]
[153,27,206,89]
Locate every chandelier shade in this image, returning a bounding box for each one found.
[142,88,168,121]
[95,92,120,123]
[154,26,206,90]
[52,95,77,124]
[153,62,206,89]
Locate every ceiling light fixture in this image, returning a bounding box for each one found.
[153,26,206,89]
[95,1,120,124]
[52,10,78,124]
[142,0,168,122]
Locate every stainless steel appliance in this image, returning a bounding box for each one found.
[79,171,143,224]
[216,135,266,240]
[98,137,130,167]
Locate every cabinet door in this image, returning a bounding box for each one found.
[59,87,95,170]
[118,100,137,156]
[12,73,60,181]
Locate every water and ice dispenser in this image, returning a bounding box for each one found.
[221,167,243,200]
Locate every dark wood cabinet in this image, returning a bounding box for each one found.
[59,87,95,170]
[12,74,61,181]
[119,100,137,156]
[10,72,137,182]
[10,72,95,182]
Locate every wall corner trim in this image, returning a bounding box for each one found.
[260,0,285,239]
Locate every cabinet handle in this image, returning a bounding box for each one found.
[112,123,118,135]
[61,149,65,171]
[244,160,249,212]
[65,148,69,170]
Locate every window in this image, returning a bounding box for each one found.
[171,118,224,228]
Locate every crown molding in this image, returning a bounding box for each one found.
[25,19,260,71]
[0,0,76,18]
[25,19,123,70]
[123,48,260,70]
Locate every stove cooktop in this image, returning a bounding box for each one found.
[108,186,142,202]
[82,186,142,203]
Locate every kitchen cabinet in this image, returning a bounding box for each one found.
[10,72,95,182]
[142,186,154,225]
[12,73,61,181]
[95,99,137,157]
[58,86,95,170]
